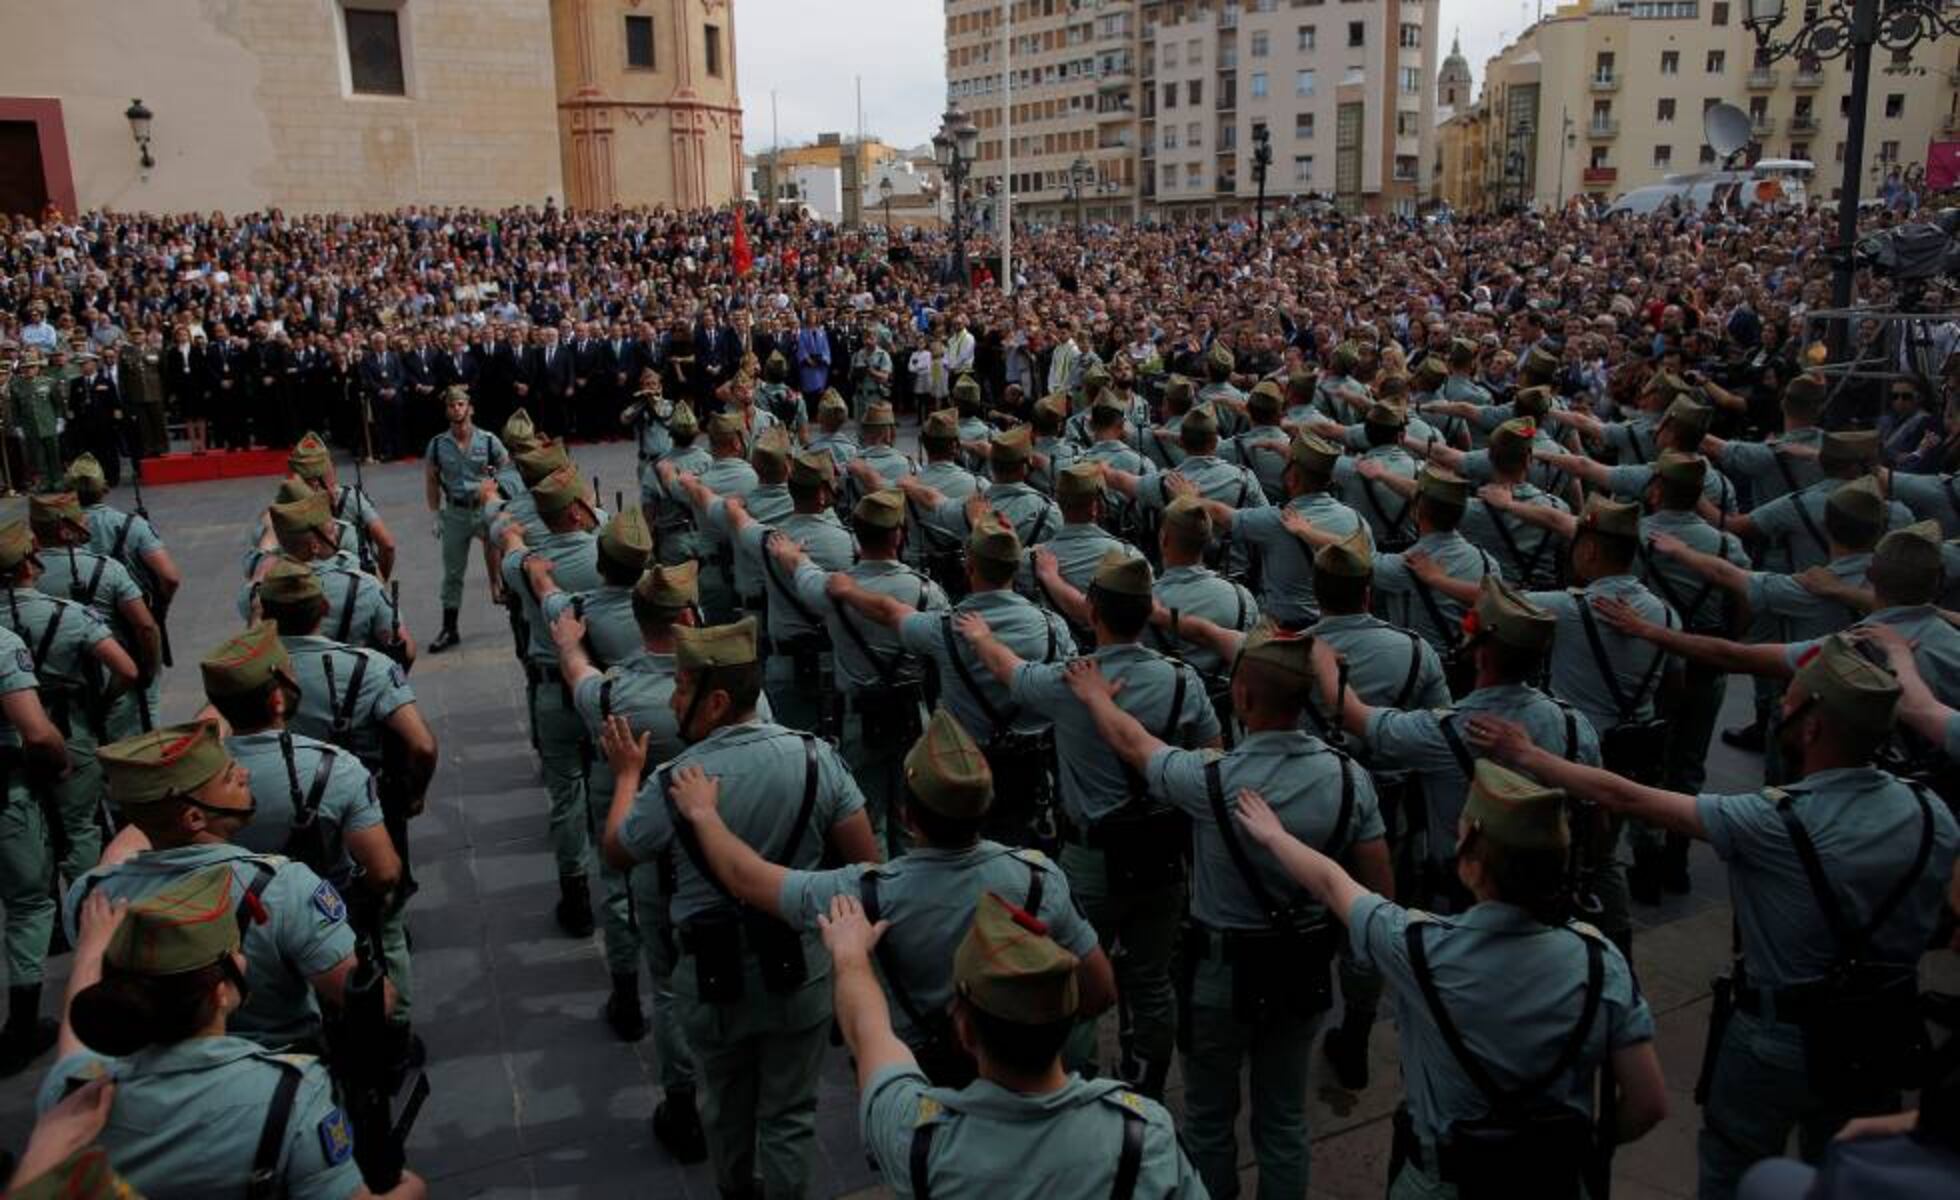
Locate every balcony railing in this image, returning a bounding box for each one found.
[1582,166,1618,185]
[1747,68,1779,89]
[1216,174,1238,193]
[1792,68,1823,88]
[1789,113,1818,133]
[1751,115,1777,134]
[1588,119,1619,138]
[1590,73,1620,92]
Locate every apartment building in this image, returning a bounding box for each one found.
[1447,0,1960,212]
[944,0,1440,226]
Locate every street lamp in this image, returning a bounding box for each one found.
[1068,157,1092,232]
[878,175,894,236]
[1556,108,1575,210]
[934,101,979,287]
[125,98,155,170]
[1744,1,1960,349]
[1251,123,1274,241]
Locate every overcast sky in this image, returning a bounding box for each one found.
[736,0,1523,151]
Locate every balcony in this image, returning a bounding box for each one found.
[1218,9,1238,29]
[1098,71,1134,92]
[1747,68,1780,89]
[1792,68,1823,88]
[1789,113,1819,134]
[1751,115,1777,135]
[1216,91,1237,111]
[1590,73,1620,92]
[1588,118,1619,138]
[1216,174,1238,193]
[1582,166,1618,186]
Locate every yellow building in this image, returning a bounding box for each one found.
[1434,106,1488,212]
[1459,1,1960,212]
[0,0,743,215]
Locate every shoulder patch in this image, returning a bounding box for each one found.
[14,649,33,675]
[1568,920,1606,942]
[312,881,347,924]
[317,1107,354,1165]
[914,1095,944,1127]
[1011,847,1051,867]
[387,663,407,689]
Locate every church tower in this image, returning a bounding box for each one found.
[1438,29,1472,112]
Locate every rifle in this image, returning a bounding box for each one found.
[351,451,374,577]
[383,580,410,674]
[326,890,428,1192]
[126,461,172,669]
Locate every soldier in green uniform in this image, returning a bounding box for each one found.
[626,372,677,503]
[665,707,1115,1087]
[250,492,413,665]
[500,465,607,936]
[548,564,706,1159]
[1315,342,1367,423]
[68,723,373,1051]
[852,402,915,496]
[29,493,160,739]
[686,429,796,626]
[597,617,877,1200]
[1106,406,1270,579]
[1146,496,1259,727]
[834,887,1205,1200]
[649,403,711,564]
[290,431,397,581]
[767,490,947,852]
[1061,625,1390,1200]
[39,867,427,1198]
[1472,636,1957,1200]
[1076,396,1155,536]
[0,623,67,1077]
[1369,468,1498,666]
[755,351,806,434]
[535,507,654,675]
[958,552,1220,1099]
[1197,342,1248,438]
[1234,757,1667,1200]
[1017,465,1139,617]
[1025,394,1078,499]
[906,411,986,593]
[805,390,861,472]
[70,454,181,707]
[1304,529,1450,717]
[1220,380,1291,505]
[0,521,138,886]
[852,330,894,423]
[1719,430,1910,572]
[1140,376,1196,471]
[1442,418,1572,590]
[423,386,508,653]
[900,426,1063,551]
[1331,399,1424,550]
[243,477,361,581]
[9,353,61,489]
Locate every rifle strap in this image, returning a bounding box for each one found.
[246,1060,304,1200]
[1390,631,1427,711]
[661,734,820,905]
[1576,597,1669,724]
[940,614,1019,738]
[334,573,360,645]
[1776,787,1935,965]
[1204,754,1351,927]
[860,870,928,1027]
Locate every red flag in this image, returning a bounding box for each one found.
[732,208,754,277]
[1927,141,1960,193]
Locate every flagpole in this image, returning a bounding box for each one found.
[1001,0,1013,297]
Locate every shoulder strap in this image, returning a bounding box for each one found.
[108,512,135,563]
[910,1121,941,1200]
[335,654,370,736]
[31,600,66,672]
[1486,499,1550,582]
[1561,703,1581,763]
[1024,854,1047,917]
[1786,484,1832,560]
[1406,560,1458,647]
[1024,505,1053,546]
[1440,714,1477,778]
[245,1060,305,1200]
[599,677,616,720]
[860,871,928,1026]
[763,536,825,627]
[333,573,360,644]
[1776,787,1937,964]
[78,553,109,608]
[1110,1105,1147,1200]
[834,591,901,686]
[1575,600,1640,723]
[1405,921,1605,1111]
[1638,542,1718,630]
[1203,756,1350,926]
[1390,631,1427,710]
[940,614,1015,736]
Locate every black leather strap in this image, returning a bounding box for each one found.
[1390,631,1427,711]
[909,1119,939,1200]
[1577,598,1669,723]
[246,1060,304,1200]
[1111,1105,1146,1200]
[333,572,360,645]
[1204,755,1351,927]
[1776,786,1935,965]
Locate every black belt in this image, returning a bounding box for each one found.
[1734,979,1842,1025]
[1183,921,1323,960]
[446,494,484,509]
[525,662,565,684]
[740,593,766,611]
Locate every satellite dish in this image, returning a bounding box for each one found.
[1705,103,1753,168]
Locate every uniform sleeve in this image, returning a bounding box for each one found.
[1344,763,1387,844]
[1602,465,1651,500]
[1231,504,1279,549]
[1720,439,1773,481]
[499,548,528,596]
[616,775,675,862]
[272,862,358,977]
[1459,450,1494,483]
[282,1063,365,1200]
[1600,940,1656,1050]
[0,632,35,694]
[330,756,383,836]
[897,610,940,657]
[1144,745,1211,817]
[1750,493,1798,541]
[777,863,871,931]
[1694,791,1782,863]
[1134,473,1168,511]
[1177,665,1222,745]
[821,743,869,824]
[365,657,415,725]
[792,558,829,613]
[1008,660,1070,714]
[572,674,606,731]
[1746,571,1807,618]
[1363,708,1454,773]
[1028,860,1100,959]
[32,1051,111,1115]
[1345,893,1416,982]
[1412,642,1452,711]
[540,591,574,626]
[858,1064,935,1188]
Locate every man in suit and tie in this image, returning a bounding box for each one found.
[69,352,123,486]
[600,321,633,435]
[206,324,247,451]
[358,330,407,461]
[534,326,574,437]
[695,308,739,408]
[570,321,605,438]
[440,334,481,410]
[404,330,441,446]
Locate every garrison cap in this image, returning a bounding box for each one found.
[1870,520,1944,603]
[27,492,88,540]
[904,707,993,819]
[1661,397,1713,440]
[1330,342,1360,373]
[1163,375,1194,406]
[531,465,587,516]
[1164,494,1213,539]
[954,892,1080,1024]
[1314,528,1373,579]
[1082,363,1112,392]
[1414,357,1450,386]
[1289,432,1342,474]
[788,449,836,487]
[100,721,230,809]
[1447,336,1480,363]
[515,442,570,486]
[443,384,471,405]
[862,401,897,428]
[706,410,745,438]
[1510,385,1554,420]
[1520,345,1561,380]
[273,476,314,506]
[64,452,108,496]
[200,621,293,699]
[1491,417,1539,452]
[634,559,700,609]
[1035,393,1071,424]
[259,557,324,605]
[1466,574,1556,651]
[1238,621,1315,680]
[1578,494,1641,541]
[852,489,907,530]
[1091,550,1153,597]
[1825,475,1887,532]
[668,401,699,436]
[1207,342,1236,372]
[750,428,792,474]
[766,350,789,373]
[1417,466,1470,509]
[1248,379,1284,419]
[1820,429,1880,470]
[951,375,982,404]
[1056,463,1105,502]
[502,408,538,450]
[1792,634,1900,736]
[1655,450,1708,491]
[288,432,332,479]
[1463,759,1570,852]
[598,507,653,570]
[921,409,961,443]
[968,512,1022,566]
[1364,398,1408,429]
[1181,405,1219,440]
[990,425,1033,466]
[1645,371,1692,402]
[103,866,242,976]
[674,616,760,671]
[270,491,333,541]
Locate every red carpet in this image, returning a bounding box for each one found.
[140,448,295,486]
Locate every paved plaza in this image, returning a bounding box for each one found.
[0,436,1941,1198]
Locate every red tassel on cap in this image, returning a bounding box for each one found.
[241,889,269,926]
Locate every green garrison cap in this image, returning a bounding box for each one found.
[862,401,897,428]
[1820,429,1879,470]
[1870,519,1945,604]
[1082,363,1112,392]
[1181,405,1219,440]
[675,616,760,671]
[904,707,993,819]
[1238,621,1316,680]
[668,401,699,436]
[0,522,30,571]
[1655,450,1708,491]
[502,408,539,451]
[288,432,332,480]
[598,507,653,570]
[952,375,982,404]
[1520,345,1561,380]
[1207,342,1236,372]
[273,476,314,506]
[750,428,792,474]
[1578,494,1641,541]
[1414,356,1450,386]
[1035,393,1072,425]
[1364,398,1408,429]
[1792,634,1900,736]
[1330,341,1360,374]
[200,621,292,699]
[1248,379,1284,418]
[1825,475,1887,532]
[990,425,1033,466]
[1056,463,1104,502]
[64,452,108,496]
[706,410,746,438]
[1447,336,1480,363]
[1314,527,1373,579]
[103,865,242,975]
[532,465,588,516]
[259,556,325,605]
[1467,574,1556,651]
[853,489,906,530]
[100,721,231,809]
[270,491,333,541]
[789,449,836,487]
[954,891,1081,1024]
[1289,432,1342,474]
[1164,494,1212,538]
[27,492,88,540]
[634,559,700,609]
[1491,417,1539,452]
[1661,397,1713,441]
[922,409,961,443]
[1463,759,1570,852]
[1163,375,1194,406]
[1511,385,1554,420]
[444,384,471,405]
[514,442,570,486]
[766,350,789,373]
[1418,466,1471,508]
[1091,550,1152,597]
[968,512,1022,566]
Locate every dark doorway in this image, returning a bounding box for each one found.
[0,121,49,214]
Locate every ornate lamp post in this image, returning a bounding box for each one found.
[125,98,155,170]
[1251,123,1273,241]
[1068,157,1092,232]
[878,175,894,236]
[933,102,979,288]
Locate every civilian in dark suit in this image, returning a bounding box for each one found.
[599,324,635,436]
[402,334,441,447]
[207,329,248,451]
[163,327,207,452]
[694,310,740,408]
[358,333,407,461]
[250,330,299,448]
[533,329,574,437]
[69,354,124,485]
[570,324,605,437]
